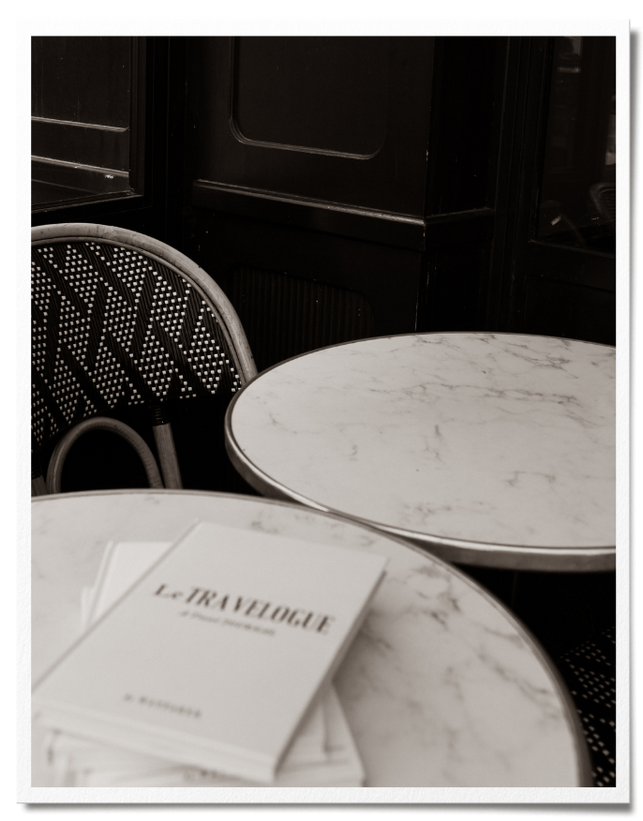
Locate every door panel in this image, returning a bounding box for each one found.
[193,37,434,216]
[183,37,436,371]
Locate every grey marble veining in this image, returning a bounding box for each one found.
[227,333,615,568]
[31,492,588,788]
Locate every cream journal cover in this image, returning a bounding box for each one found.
[32,521,387,783]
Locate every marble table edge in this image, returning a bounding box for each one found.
[238,332,616,381]
[223,426,616,573]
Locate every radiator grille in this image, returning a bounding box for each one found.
[230,267,376,371]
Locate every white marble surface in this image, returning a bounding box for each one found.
[226,333,615,569]
[31,491,589,788]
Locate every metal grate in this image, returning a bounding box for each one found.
[230,266,376,371]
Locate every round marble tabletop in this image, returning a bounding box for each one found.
[225,332,616,570]
[31,490,591,789]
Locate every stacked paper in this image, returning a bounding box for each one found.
[38,539,368,787]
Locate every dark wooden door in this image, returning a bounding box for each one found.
[179,37,433,371]
[176,37,509,372]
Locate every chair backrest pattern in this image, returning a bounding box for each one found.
[32,238,244,451]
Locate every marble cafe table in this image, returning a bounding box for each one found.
[225,332,616,571]
[31,490,591,788]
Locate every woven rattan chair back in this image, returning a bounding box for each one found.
[32,223,257,494]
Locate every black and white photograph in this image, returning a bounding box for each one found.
[11,6,634,814]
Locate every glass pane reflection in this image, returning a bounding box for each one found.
[31,37,134,208]
[536,37,616,255]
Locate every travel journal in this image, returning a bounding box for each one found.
[44,686,365,787]
[55,540,361,786]
[33,521,387,783]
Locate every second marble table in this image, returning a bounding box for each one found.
[31,490,590,791]
[225,332,616,571]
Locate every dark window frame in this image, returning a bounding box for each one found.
[486,36,616,345]
[31,37,171,240]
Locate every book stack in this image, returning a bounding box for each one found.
[33,522,387,787]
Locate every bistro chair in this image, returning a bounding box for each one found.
[558,627,616,787]
[32,223,257,495]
